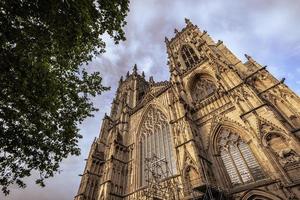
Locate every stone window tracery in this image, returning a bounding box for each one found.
[181,44,199,68]
[218,129,265,186]
[139,107,176,186]
[191,75,217,103]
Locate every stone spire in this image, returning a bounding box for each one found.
[126,71,130,78]
[149,76,154,84]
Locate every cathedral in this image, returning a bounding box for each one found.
[74,19,300,200]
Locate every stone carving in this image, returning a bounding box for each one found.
[259,118,285,138]
[265,133,299,166]
[140,107,166,133]
[278,148,299,165]
[191,76,216,103]
[232,86,252,105]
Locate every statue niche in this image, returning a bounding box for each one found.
[265,133,299,166]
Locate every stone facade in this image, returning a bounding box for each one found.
[75,19,300,200]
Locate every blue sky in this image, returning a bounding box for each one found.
[2,0,300,199]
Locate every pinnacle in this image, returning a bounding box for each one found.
[119,76,123,83]
[245,54,252,60]
[184,17,192,25]
[164,36,169,44]
[149,76,155,84]
[133,63,138,72]
[132,63,138,76]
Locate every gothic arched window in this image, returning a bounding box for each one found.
[191,75,217,103]
[181,45,199,68]
[218,129,265,186]
[139,107,176,186]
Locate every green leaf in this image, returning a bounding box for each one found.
[0,0,129,195]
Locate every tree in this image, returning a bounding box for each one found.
[0,0,129,195]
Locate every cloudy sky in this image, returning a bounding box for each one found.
[2,0,300,199]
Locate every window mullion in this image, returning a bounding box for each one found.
[165,124,171,169]
[145,134,148,159]
[188,48,195,63]
[186,50,192,67]
[166,124,173,173]
[184,51,191,68]
[143,137,146,185]
[140,141,142,186]
[158,126,163,159]
[240,142,265,181]
[151,131,154,158]
[228,145,244,184]
[237,142,255,182]
[155,129,159,158]
[161,124,167,174]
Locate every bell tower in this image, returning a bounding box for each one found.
[165,18,300,199]
[164,19,222,197]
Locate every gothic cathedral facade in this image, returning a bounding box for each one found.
[75,19,300,200]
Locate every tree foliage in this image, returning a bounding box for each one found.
[0,0,129,195]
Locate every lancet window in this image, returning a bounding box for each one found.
[139,107,176,186]
[218,129,265,186]
[181,45,199,68]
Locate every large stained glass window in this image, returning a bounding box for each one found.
[218,129,265,186]
[139,107,176,186]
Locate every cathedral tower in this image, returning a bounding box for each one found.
[75,19,300,200]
